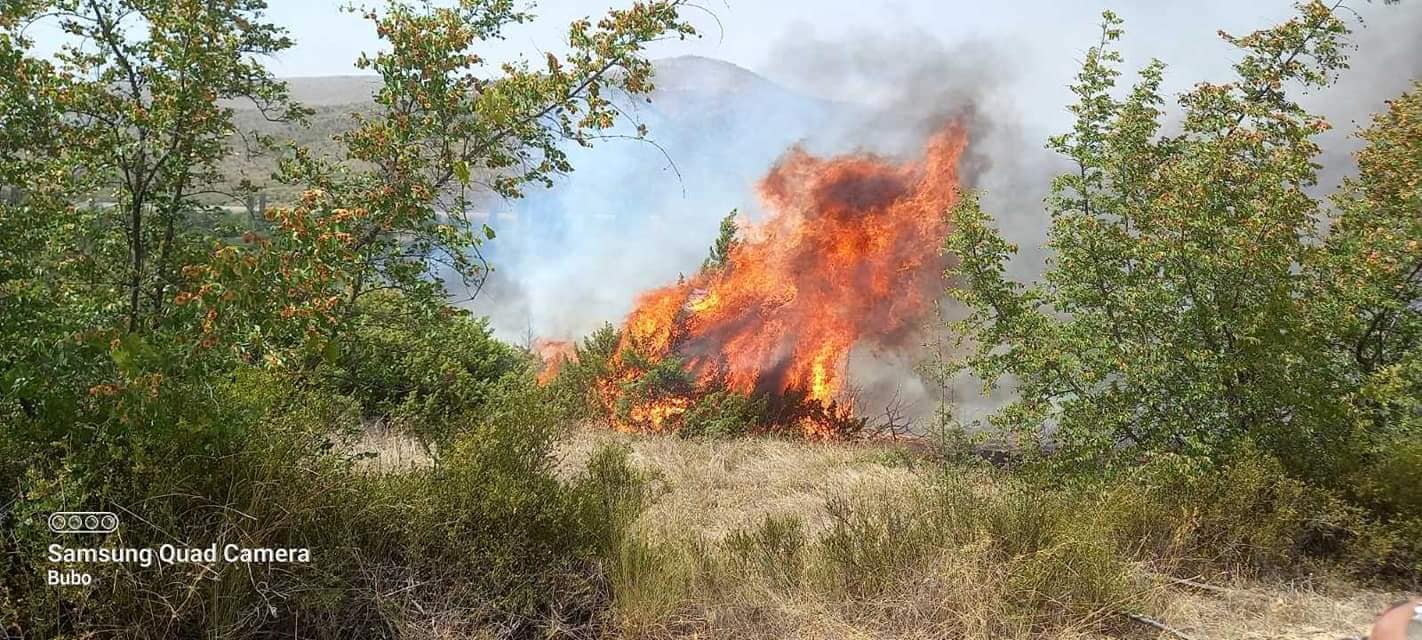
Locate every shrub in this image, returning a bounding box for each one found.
[546,322,622,422]
[1032,447,1355,579]
[1,367,659,638]
[1,367,368,638]
[1352,437,1422,520]
[612,450,1399,639]
[322,291,527,445]
[680,389,767,439]
[724,514,807,587]
[819,492,939,597]
[1346,435,1422,582]
[685,476,1149,636]
[353,382,662,633]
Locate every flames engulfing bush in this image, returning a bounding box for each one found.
[544,126,970,438]
[545,322,867,438]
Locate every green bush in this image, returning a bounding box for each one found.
[1345,436,1422,582]
[1082,450,1330,575]
[575,443,662,555]
[322,291,527,444]
[1,367,655,638]
[820,492,939,596]
[1352,437,1422,520]
[350,382,658,633]
[680,389,767,439]
[760,452,1366,632]
[601,446,1418,638]
[724,514,807,587]
[708,478,1148,634]
[1,367,368,638]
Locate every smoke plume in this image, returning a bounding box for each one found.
[461,0,1421,428]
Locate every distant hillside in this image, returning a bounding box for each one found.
[271,75,383,106]
[222,56,823,202]
[647,55,787,99]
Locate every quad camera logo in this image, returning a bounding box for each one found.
[48,511,119,534]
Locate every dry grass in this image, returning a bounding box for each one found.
[556,427,923,540]
[554,428,1410,640]
[353,425,1408,639]
[353,419,433,472]
[1159,578,1406,640]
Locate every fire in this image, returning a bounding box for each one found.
[549,122,969,438]
[533,338,576,385]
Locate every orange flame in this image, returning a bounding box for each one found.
[533,338,576,385]
[553,122,969,438]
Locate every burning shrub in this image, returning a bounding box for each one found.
[541,124,969,439]
[542,323,622,424]
[548,334,864,438]
[610,348,699,432]
[680,388,768,439]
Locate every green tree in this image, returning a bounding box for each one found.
[1314,84,1422,527]
[0,0,306,456]
[22,0,302,333]
[198,0,699,353]
[1310,83,1422,434]
[1,0,700,475]
[942,2,1398,479]
[1,1,698,634]
[704,208,739,271]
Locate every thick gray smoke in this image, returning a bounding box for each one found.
[460,0,1421,427]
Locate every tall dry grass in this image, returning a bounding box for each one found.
[553,429,1404,640]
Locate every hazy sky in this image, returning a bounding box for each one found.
[247,0,1419,134]
[26,1,1419,130]
[258,0,1263,77]
[238,1,1409,85]
[255,0,1308,76]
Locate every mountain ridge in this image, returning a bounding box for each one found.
[244,55,782,109]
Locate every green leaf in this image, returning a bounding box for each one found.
[111,334,153,377]
[482,224,496,240]
[322,339,341,365]
[454,160,471,185]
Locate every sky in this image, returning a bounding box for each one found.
[255,2,1325,77]
[258,1,1256,78]
[250,2,1409,74]
[27,1,1420,132]
[249,0,1418,130]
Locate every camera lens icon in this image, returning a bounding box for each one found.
[48,511,119,534]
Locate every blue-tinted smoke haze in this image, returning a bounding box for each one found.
[436,1,1417,421]
[427,3,1419,334]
